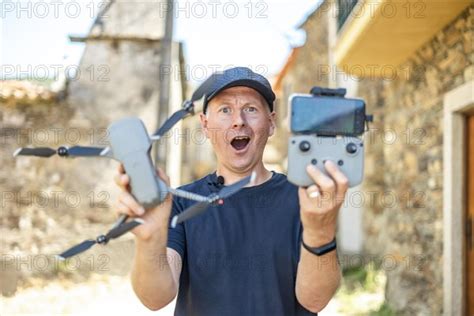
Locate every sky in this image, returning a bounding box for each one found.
[1,0,320,81]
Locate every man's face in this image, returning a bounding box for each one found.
[200,86,276,173]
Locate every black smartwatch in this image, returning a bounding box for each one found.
[302,237,337,256]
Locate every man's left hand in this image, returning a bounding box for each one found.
[298,160,349,246]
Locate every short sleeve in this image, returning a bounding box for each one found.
[167,197,186,259]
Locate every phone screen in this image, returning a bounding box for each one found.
[291,96,363,135]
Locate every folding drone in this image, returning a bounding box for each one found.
[14,77,255,260]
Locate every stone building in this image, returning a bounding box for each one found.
[67,0,187,187]
[274,1,473,314]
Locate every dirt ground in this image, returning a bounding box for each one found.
[0,266,384,316]
[0,272,344,316]
[0,234,384,316]
[0,273,175,316]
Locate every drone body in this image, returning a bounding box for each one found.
[108,117,168,209]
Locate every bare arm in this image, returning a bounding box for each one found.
[295,232,341,313]
[295,161,347,312]
[131,244,182,310]
[115,165,182,311]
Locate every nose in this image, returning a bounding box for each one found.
[232,109,246,128]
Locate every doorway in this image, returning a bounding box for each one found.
[467,114,474,316]
[443,80,474,316]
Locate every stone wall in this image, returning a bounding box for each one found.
[370,6,473,315]
[0,87,122,295]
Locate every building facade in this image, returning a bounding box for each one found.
[274,1,473,314]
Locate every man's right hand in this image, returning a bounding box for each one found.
[115,164,182,310]
[114,164,172,242]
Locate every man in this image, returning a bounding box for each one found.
[115,67,348,315]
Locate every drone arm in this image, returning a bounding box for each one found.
[13,146,115,159]
[150,101,195,142]
[98,147,117,160]
[167,188,208,202]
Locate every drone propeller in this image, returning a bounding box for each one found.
[56,218,144,260]
[13,147,57,157]
[14,146,107,158]
[171,172,256,227]
[150,74,217,140]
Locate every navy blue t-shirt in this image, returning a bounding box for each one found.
[167,171,318,316]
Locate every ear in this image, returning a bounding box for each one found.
[268,111,276,137]
[199,113,210,138]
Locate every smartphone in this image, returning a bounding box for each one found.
[289,94,366,136]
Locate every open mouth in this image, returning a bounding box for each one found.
[230,136,250,151]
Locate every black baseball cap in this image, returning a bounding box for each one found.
[202,67,276,114]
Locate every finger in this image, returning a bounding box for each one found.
[156,167,171,187]
[120,174,130,187]
[118,163,125,174]
[115,200,136,217]
[118,191,145,216]
[298,187,318,210]
[306,164,336,193]
[306,184,320,199]
[114,173,130,187]
[298,187,311,206]
[324,160,349,200]
[114,174,130,193]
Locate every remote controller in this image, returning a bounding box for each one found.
[287,135,364,188]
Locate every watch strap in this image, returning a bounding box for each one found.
[302,237,337,256]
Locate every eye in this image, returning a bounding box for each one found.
[244,107,257,113]
[220,107,231,114]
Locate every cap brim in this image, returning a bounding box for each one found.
[205,79,275,112]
